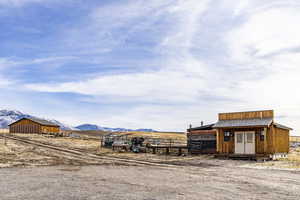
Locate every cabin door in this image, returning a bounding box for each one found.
[234,131,255,154]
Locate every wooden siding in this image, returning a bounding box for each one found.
[187,130,216,154]
[217,127,266,154]
[9,119,41,134]
[216,125,289,155]
[274,127,289,153]
[41,125,60,134]
[219,110,274,121]
[217,127,263,154]
[217,129,234,154]
[187,130,216,135]
[255,128,265,154]
[9,119,60,134]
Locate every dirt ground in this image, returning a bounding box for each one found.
[1,164,300,200]
[0,134,192,167]
[0,137,108,167]
[2,134,300,199]
[2,134,300,169]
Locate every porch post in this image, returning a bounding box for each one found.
[216,129,219,153]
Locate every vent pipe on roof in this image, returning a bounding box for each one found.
[201,121,204,126]
[189,124,192,129]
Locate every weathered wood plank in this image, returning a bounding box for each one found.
[219,110,274,120]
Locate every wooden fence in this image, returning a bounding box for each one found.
[290,136,300,143]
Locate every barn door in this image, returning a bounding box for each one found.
[234,131,255,154]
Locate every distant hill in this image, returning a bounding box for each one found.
[75,124,157,132]
[0,109,158,132]
[0,109,77,130]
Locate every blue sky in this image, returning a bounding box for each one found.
[0,0,299,133]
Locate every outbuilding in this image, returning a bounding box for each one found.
[187,123,217,154]
[213,110,292,159]
[9,117,60,134]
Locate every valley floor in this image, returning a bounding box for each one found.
[1,133,300,199]
[1,164,300,200]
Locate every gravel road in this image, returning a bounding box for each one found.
[1,163,300,200]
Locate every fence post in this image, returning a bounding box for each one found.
[4,132,7,146]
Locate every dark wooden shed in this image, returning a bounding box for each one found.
[187,124,216,154]
[9,117,60,134]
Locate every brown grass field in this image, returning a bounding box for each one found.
[2,131,300,170]
[62,130,187,144]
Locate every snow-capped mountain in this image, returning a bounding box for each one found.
[0,110,31,128]
[0,109,157,132]
[0,109,77,130]
[47,119,78,131]
[75,124,157,132]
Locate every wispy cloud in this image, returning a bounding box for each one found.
[1,0,300,132]
[0,0,67,7]
[25,0,215,104]
[0,0,42,6]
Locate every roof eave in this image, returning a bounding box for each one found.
[8,117,60,127]
[213,125,269,129]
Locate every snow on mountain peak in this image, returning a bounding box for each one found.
[0,109,157,132]
[0,109,76,130]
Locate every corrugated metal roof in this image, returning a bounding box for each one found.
[213,118,273,128]
[28,117,59,127]
[9,117,59,127]
[274,123,293,130]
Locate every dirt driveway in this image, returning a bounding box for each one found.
[1,163,300,200]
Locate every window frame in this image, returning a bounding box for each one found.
[259,130,265,141]
[224,131,231,142]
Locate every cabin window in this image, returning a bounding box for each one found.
[237,134,243,143]
[246,132,253,143]
[224,131,231,141]
[259,131,265,141]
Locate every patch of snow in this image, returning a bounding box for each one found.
[0,109,77,130]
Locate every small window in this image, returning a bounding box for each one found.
[259,131,265,141]
[237,134,243,143]
[246,133,253,143]
[224,131,231,142]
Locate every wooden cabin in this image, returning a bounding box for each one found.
[213,110,292,159]
[187,124,216,154]
[9,117,60,134]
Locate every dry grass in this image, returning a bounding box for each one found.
[13,133,101,153]
[63,130,186,141]
[250,148,300,170]
[0,133,190,166]
[0,136,110,168]
[290,136,300,143]
[121,131,186,140]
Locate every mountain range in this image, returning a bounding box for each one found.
[75,124,157,132]
[0,109,157,132]
[0,109,77,130]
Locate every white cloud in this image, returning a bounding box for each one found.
[227,7,300,61]
[25,0,218,105]
[0,0,43,6]
[0,56,76,68]
[0,77,11,87]
[224,4,300,134]
[16,0,300,133]
[26,70,207,103]
[0,58,15,87]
